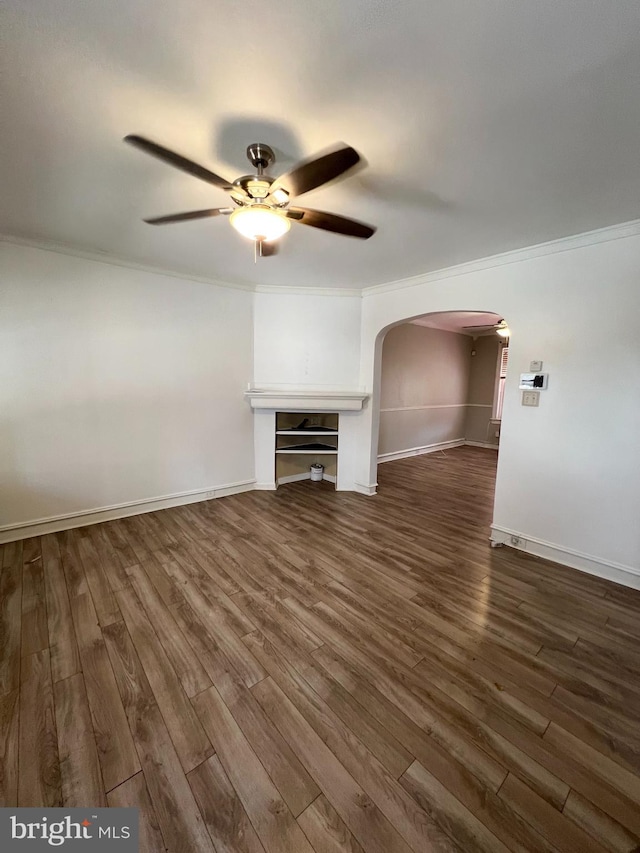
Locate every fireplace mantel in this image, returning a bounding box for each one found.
[245,389,369,411]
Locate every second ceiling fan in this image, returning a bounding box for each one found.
[124,135,376,258]
[463,318,511,338]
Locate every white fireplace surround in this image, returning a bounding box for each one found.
[245,389,369,411]
[245,388,371,493]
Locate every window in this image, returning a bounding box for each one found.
[494,344,509,420]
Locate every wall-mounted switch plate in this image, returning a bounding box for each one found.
[530,360,543,372]
[522,391,539,407]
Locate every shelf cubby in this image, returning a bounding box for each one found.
[274,411,339,486]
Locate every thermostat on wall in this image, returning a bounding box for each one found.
[519,373,548,390]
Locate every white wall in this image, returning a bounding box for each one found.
[357,226,640,584]
[253,292,362,391]
[1,243,255,533]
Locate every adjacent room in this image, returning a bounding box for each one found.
[2,2,640,852]
[378,312,508,464]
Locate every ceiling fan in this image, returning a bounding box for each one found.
[463,318,511,338]
[123,136,376,258]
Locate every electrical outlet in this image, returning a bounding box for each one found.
[522,391,539,407]
[205,490,216,499]
[510,535,525,547]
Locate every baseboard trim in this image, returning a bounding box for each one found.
[277,473,311,485]
[378,439,465,464]
[0,479,257,543]
[490,525,640,590]
[277,473,337,486]
[464,441,499,450]
[353,482,378,496]
[380,404,468,413]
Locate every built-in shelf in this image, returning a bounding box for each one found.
[247,389,369,490]
[274,411,340,485]
[276,430,339,436]
[276,449,338,455]
[277,440,338,453]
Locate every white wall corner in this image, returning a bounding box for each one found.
[490,525,640,591]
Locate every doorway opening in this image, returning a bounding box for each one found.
[377,311,510,461]
[375,310,510,529]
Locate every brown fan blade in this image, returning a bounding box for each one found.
[124,135,241,193]
[269,144,360,199]
[259,240,280,257]
[143,208,232,225]
[462,319,505,330]
[287,206,376,239]
[462,325,498,330]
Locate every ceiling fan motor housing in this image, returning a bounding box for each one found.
[227,144,278,203]
[246,143,275,171]
[232,174,276,202]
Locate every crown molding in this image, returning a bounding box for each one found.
[0,232,362,297]
[361,218,640,297]
[0,232,255,292]
[254,284,362,297]
[4,217,640,300]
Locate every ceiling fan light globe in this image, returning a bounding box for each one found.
[229,205,290,242]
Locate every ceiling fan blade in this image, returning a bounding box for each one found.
[143,208,232,225]
[259,240,280,257]
[462,324,498,330]
[124,135,240,193]
[462,319,505,330]
[287,206,376,239]
[270,144,360,200]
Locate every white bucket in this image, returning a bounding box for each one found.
[310,463,324,482]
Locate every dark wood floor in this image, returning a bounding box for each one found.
[2,446,640,852]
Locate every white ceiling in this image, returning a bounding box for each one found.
[2,0,640,290]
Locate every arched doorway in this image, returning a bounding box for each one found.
[377,311,509,465]
[369,309,510,559]
[357,309,510,528]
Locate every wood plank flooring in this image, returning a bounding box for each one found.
[2,446,640,852]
